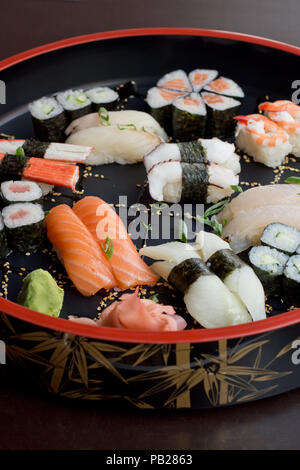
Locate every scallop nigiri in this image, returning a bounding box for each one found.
[66,126,161,165]
[46,205,116,296]
[72,196,159,290]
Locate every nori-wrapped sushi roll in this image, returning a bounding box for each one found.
[157,70,192,93]
[1,180,43,204]
[2,203,45,253]
[248,245,288,296]
[0,153,29,181]
[202,92,241,138]
[0,214,9,259]
[146,87,185,136]
[181,162,208,202]
[261,222,300,255]
[56,89,91,122]
[172,93,207,141]
[283,255,300,306]
[29,97,67,142]
[203,77,244,99]
[86,87,119,112]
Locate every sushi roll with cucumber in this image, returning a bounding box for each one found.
[188,69,218,92]
[1,180,42,204]
[172,93,206,141]
[0,214,9,259]
[2,203,45,253]
[196,231,266,321]
[202,92,241,138]
[147,159,238,204]
[139,242,251,328]
[86,87,119,112]
[146,87,185,135]
[248,245,288,296]
[157,70,192,93]
[283,255,300,306]
[29,96,67,142]
[261,222,300,255]
[56,89,91,122]
[203,77,244,99]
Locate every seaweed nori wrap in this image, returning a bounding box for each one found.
[0,215,9,259]
[29,97,67,142]
[0,154,29,181]
[22,138,50,158]
[168,257,212,294]
[172,93,206,141]
[208,249,245,280]
[249,245,288,296]
[202,92,241,138]
[178,141,207,164]
[283,255,300,306]
[181,162,208,202]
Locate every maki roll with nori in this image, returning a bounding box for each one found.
[0,214,9,259]
[283,255,300,306]
[172,93,207,141]
[29,97,66,142]
[157,70,192,93]
[203,77,244,99]
[248,245,288,296]
[1,180,42,204]
[202,92,241,138]
[146,87,185,135]
[56,89,91,122]
[86,87,119,112]
[189,69,218,92]
[261,222,300,255]
[0,152,28,180]
[139,241,251,328]
[2,203,45,253]
[196,231,266,321]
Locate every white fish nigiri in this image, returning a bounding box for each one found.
[65,110,168,141]
[140,242,251,328]
[218,184,300,224]
[66,126,161,165]
[221,205,300,253]
[196,231,266,322]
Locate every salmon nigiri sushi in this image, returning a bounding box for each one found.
[46,204,116,296]
[72,196,159,290]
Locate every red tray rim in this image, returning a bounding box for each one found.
[0,27,299,344]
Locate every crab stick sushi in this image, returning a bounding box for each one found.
[72,196,159,290]
[202,92,241,138]
[1,180,42,204]
[147,160,237,203]
[146,87,186,135]
[2,202,45,253]
[157,70,192,93]
[196,231,266,321]
[172,93,207,141]
[203,77,244,98]
[29,96,67,142]
[259,100,300,158]
[0,138,93,164]
[139,242,251,328]
[56,89,91,122]
[86,87,119,112]
[188,69,218,92]
[46,205,116,296]
[235,114,292,168]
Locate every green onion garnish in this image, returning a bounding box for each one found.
[76,93,87,103]
[212,219,223,236]
[285,177,300,184]
[117,123,137,131]
[16,146,25,157]
[44,210,50,216]
[294,263,300,274]
[98,107,111,126]
[204,199,229,218]
[178,220,188,243]
[101,236,114,260]
[230,185,243,193]
[149,294,159,303]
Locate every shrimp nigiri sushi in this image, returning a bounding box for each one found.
[139,242,251,328]
[46,205,116,296]
[258,100,300,158]
[235,114,292,168]
[72,196,159,290]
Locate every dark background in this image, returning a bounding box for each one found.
[0,0,300,451]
